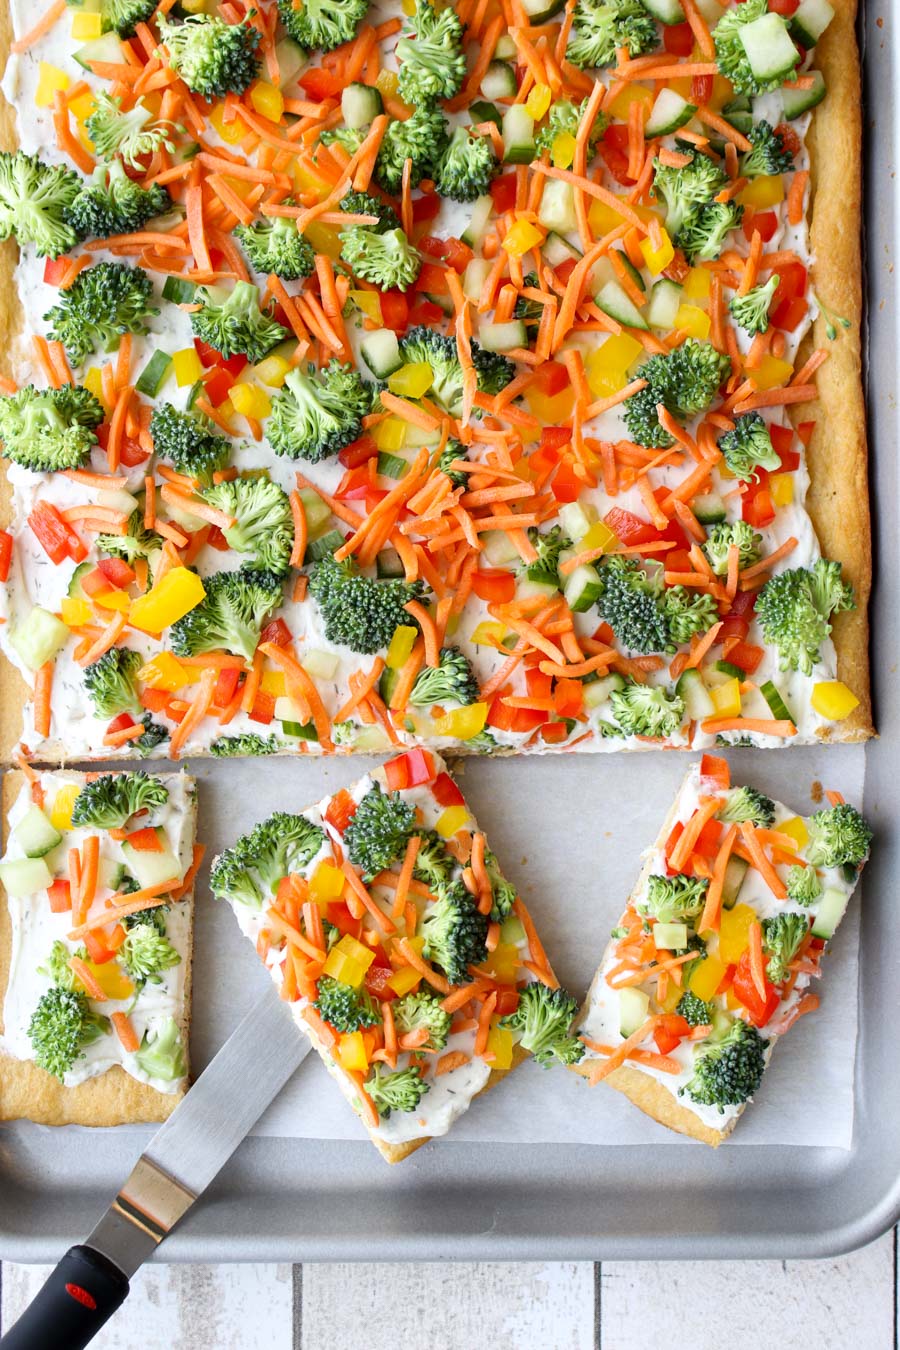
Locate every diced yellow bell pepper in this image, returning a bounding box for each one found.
[129,567,206,635]
[683,267,711,301]
[71,12,103,40]
[660,980,683,1013]
[640,228,675,277]
[689,954,727,1002]
[738,175,785,209]
[480,942,519,984]
[374,416,406,452]
[138,651,200,691]
[387,624,418,671]
[436,805,471,838]
[524,385,575,424]
[376,69,399,98]
[349,288,382,322]
[388,362,434,399]
[752,355,794,390]
[70,94,96,131]
[717,903,757,965]
[502,218,545,258]
[585,333,643,398]
[336,1030,369,1073]
[172,348,203,388]
[230,382,272,420]
[710,677,741,719]
[608,84,653,121]
[250,81,284,123]
[387,964,422,997]
[309,861,345,908]
[526,83,552,120]
[50,784,80,832]
[709,75,734,112]
[292,156,332,198]
[209,102,246,145]
[82,365,110,413]
[551,131,576,170]
[589,197,632,235]
[486,1019,514,1070]
[674,304,711,340]
[93,589,131,613]
[180,0,206,14]
[322,933,375,988]
[432,702,488,741]
[60,597,92,628]
[580,520,618,554]
[254,354,291,388]
[79,960,135,1002]
[260,669,287,697]
[779,815,809,850]
[769,471,794,507]
[811,681,860,722]
[470,620,507,647]
[35,63,70,108]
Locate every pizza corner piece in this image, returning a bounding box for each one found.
[0,0,869,763]
[210,747,582,1161]
[572,753,871,1146]
[0,767,198,1125]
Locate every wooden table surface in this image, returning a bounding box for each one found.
[1,1229,895,1348]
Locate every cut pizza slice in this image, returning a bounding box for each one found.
[211,747,582,1161]
[573,755,871,1145]
[0,767,198,1125]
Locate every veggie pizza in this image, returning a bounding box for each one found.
[211,748,583,1161]
[0,0,870,760]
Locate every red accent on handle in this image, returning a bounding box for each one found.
[64,1284,98,1311]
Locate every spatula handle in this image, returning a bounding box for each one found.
[0,1245,129,1349]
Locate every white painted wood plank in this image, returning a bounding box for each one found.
[301,1261,595,1350]
[1,1261,294,1350]
[601,1229,895,1350]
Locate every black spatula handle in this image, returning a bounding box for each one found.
[0,1245,129,1349]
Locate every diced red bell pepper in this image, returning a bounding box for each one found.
[213,666,241,708]
[418,235,450,260]
[653,1014,691,1056]
[732,950,781,1027]
[193,339,247,377]
[493,986,520,1017]
[339,434,379,469]
[531,360,569,398]
[299,67,343,100]
[384,748,435,791]
[140,688,170,714]
[408,299,444,326]
[797,421,816,447]
[551,458,584,503]
[249,690,276,725]
[206,524,230,551]
[525,667,552,699]
[28,501,71,565]
[600,124,635,186]
[81,567,113,599]
[414,261,451,295]
[0,530,12,582]
[118,437,151,467]
[665,548,693,575]
[554,678,583,718]
[105,713,136,740]
[717,615,750,646]
[771,296,808,332]
[743,209,779,244]
[663,21,694,54]
[471,568,516,603]
[335,464,373,501]
[490,172,517,213]
[127,825,163,852]
[725,641,764,674]
[411,192,441,226]
[364,963,399,1001]
[690,73,714,103]
[47,879,72,913]
[43,257,70,286]
[83,929,116,966]
[259,617,292,648]
[773,261,808,305]
[768,423,794,459]
[694,818,724,860]
[715,963,736,997]
[768,0,799,15]
[603,506,660,546]
[96,557,136,589]
[555,257,578,284]
[541,721,569,744]
[444,237,474,272]
[432,771,465,808]
[743,487,776,529]
[204,367,237,408]
[325,788,357,834]
[730,589,757,619]
[326,900,363,939]
[699,753,730,790]
[540,426,571,453]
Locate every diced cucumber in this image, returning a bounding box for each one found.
[0,855,54,897]
[161,276,196,304]
[482,529,521,566]
[377,451,408,479]
[14,805,62,859]
[499,912,526,946]
[304,528,344,564]
[422,290,454,316]
[641,0,685,21]
[693,491,727,524]
[654,921,688,950]
[298,488,331,537]
[354,725,392,752]
[468,100,502,130]
[379,666,400,706]
[564,563,603,613]
[68,561,93,600]
[360,328,402,379]
[376,547,404,579]
[482,60,518,101]
[98,487,140,517]
[692,0,724,21]
[738,12,800,85]
[721,98,754,137]
[538,179,578,235]
[494,33,517,59]
[99,858,125,891]
[617,251,646,294]
[675,668,715,720]
[135,349,172,399]
[811,887,849,940]
[463,256,493,302]
[647,277,683,331]
[479,319,527,353]
[542,231,582,267]
[520,0,565,19]
[517,576,559,602]
[645,88,696,138]
[760,679,795,724]
[595,280,648,331]
[121,840,181,891]
[302,648,340,680]
[721,855,749,910]
[503,104,536,165]
[714,659,745,680]
[73,32,123,69]
[790,0,834,47]
[341,82,383,129]
[461,195,494,249]
[274,37,306,89]
[583,672,625,709]
[781,68,826,118]
[10,607,69,672]
[619,986,650,1038]
[558,501,594,540]
[274,696,305,724]
[281,719,319,741]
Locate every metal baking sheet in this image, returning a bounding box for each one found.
[1,0,897,1262]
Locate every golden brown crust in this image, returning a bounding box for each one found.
[0,770,195,1125]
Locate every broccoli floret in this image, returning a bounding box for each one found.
[133,713,169,758]
[597,555,668,655]
[500,982,584,1067]
[675,990,713,1027]
[567,0,657,70]
[323,919,341,950]
[623,340,731,448]
[120,922,181,985]
[28,986,109,1080]
[0,384,103,472]
[786,863,822,906]
[321,126,366,154]
[44,261,157,367]
[332,721,359,746]
[409,645,479,708]
[395,0,466,104]
[190,280,288,363]
[438,438,468,488]
[364,1063,430,1117]
[71,772,168,830]
[717,412,780,481]
[100,0,156,37]
[267,360,373,463]
[211,732,284,756]
[276,0,367,52]
[419,880,489,984]
[123,902,169,932]
[411,829,456,893]
[729,274,779,336]
[375,107,449,195]
[392,990,451,1051]
[313,976,380,1033]
[718,785,776,828]
[433,127,499,202]
[345,783,416,880]
[170,566,283,664]
[741,120,795,179]
[0,151,81,258]
[536,98,608,157]
[65,161,170,241]
[652,152,727,238]
[761,912,809,983]
[210,810,327,907]
[682,1017,768,1111]
[340,226,422,291]
[397,326,514,420]
[484,849,517,922]
[308,551,423,654]
[468,728,498,753]
[235,209,315,281]
[203,475,293,576]
[157,15,260,97]
[340,190,400,233]
[149,403,231,486]
[98,506,160,566]
[714,0,796,96]
[85,93,178,170]
[513,271,543,324]
[83,646,143,720]
[637,873,708,923]
[806,803,872,869]
[703,520,763,577]
[525,524,572,589]
[756,559,855,675]
[134,1016,186,1080]
[609,679,685,740]
[38,940,79,992]
[661,586,719,646]
[679,201,743,264]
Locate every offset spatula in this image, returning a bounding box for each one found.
[0,989,311,1350]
